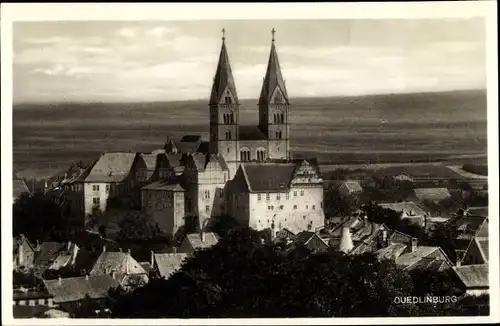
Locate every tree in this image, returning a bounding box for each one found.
[116,211,168,243]
[324,184,360,218]
[13,193,65,241]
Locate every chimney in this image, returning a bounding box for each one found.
[200,232,205,243]
[67,240,72,252]
[411,237,418,253]
[339,227,354,254]
[119,248,122,252]
[102,245,106,252]
[172,247,177,254]
[127,248,131,255]
[58,276,62,285]
[150,250,155,267]
[85,274,89,281]
[456,259,462,267]
[382,229,388,245]
[111,270,116,279]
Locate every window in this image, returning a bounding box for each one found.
[257,149,266,161]
[303,216,306,220]
[258,194,262,201]
[266,193,270,200]
[270,206,274,210]
[312,205,316,210]
[227,148,230,153]
[268,206,271,210]
[205,205,210,212]
[204,190,210,199]
[225,131,232,140]
[300,190,304,196]
[93,185,99,191]
[276,194,280,200]
[293,191,297,197]
[240,148,250,161]
[105,184,110,192]
[286,193,290,200]
[293,205,297,209]
[280,205,284,210]
[93,197,100,205]
[306,205,308,209]
[225,96,232,104]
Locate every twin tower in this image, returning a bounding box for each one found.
[208,29,291,177]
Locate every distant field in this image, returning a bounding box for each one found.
[13,90,488,180]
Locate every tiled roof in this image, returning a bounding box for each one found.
[140,153,158,171]
[388,230,413,245]
[379,201,427,217]
[455,216,487,239]
[453,264,489,288]
[258,40,290,105]
[43,275,120,303]
[206,153,229,171]
[13,179,31,200]
[116,273,149,288]
[81,152,137,182]
[475,238,489,262]
[48,254,73,270]
[395,246,442,270]
[139,262,152,273]
[342,181,363,193]
[35,242,65,268]
[141,180,185,192]
[209,39,239,105]
[185,232,219,251]
[241,162,296,192]
[238,125,267,141]
[376,243,408,261]
[89,252,147,276]
[412,257,452,272]
[293,231,315,246]
[414,188,451,202]
[154,253,188,279]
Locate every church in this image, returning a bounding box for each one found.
[65,29,325,238]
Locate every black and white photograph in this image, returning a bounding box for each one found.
[2,2,498,323]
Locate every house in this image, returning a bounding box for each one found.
[338,180,363,198]
[452,264,489,296]
[89,249,148,277]
[13,179,32,201]
[179,232,219,254]
[46,242,80,271]
[454,216,488,257]
[13,288,54,307]
[141,178,186,237]
[380,164,467,187]
[392,243,453,271]
[43,274,120,313]
[151,252,188,279]
[33,242,66,274]
[227,159,325,236]
[291,231,329,253]
[461,219,488,265]
[275,228,296,244]
[13,234,37,269]
[378,201,428,226]
[68,152,138,218]
[413,187,451,203]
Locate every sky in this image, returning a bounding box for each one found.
[13,19,486,103]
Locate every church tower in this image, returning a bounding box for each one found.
[258,29,291,160]
[209,29,240,177]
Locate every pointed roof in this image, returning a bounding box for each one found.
[259,30,289,105]
[209,33,239,106]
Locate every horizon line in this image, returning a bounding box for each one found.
[13,88,486,106]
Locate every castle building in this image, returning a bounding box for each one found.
[63,29,325,238]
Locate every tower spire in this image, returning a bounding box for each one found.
[209,29,239,106]
[258,28,289,105]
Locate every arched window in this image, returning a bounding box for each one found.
[280,113,284,124]
[256,147,266,161]
[240,148,250,161]
[225,130,232,140]
[273,110,284,125]
[230,112,234,124]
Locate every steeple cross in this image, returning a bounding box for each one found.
[222,28,226,41]
[271,28,276,42]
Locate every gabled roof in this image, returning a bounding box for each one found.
[379,201,427,217]
[140,153,158,171]
[210,38,239,106]
[376,243,408,261]
[187,153,229,173]
[455,216,487,240]
[258,37,289,105]
[184,232,219,251]
[453,264,489,288]
[241,162,297,193]
[79,152,137,183]
[414,188,451,202]
[395,246,448,270]
[141,179,185,192]
[89,252,146,276]
[239,125,268,141]
[13,179,31,200]
[341,181,363,193]
[43,275,120,303]
[154,253,188,279]
[35,242,66,268]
